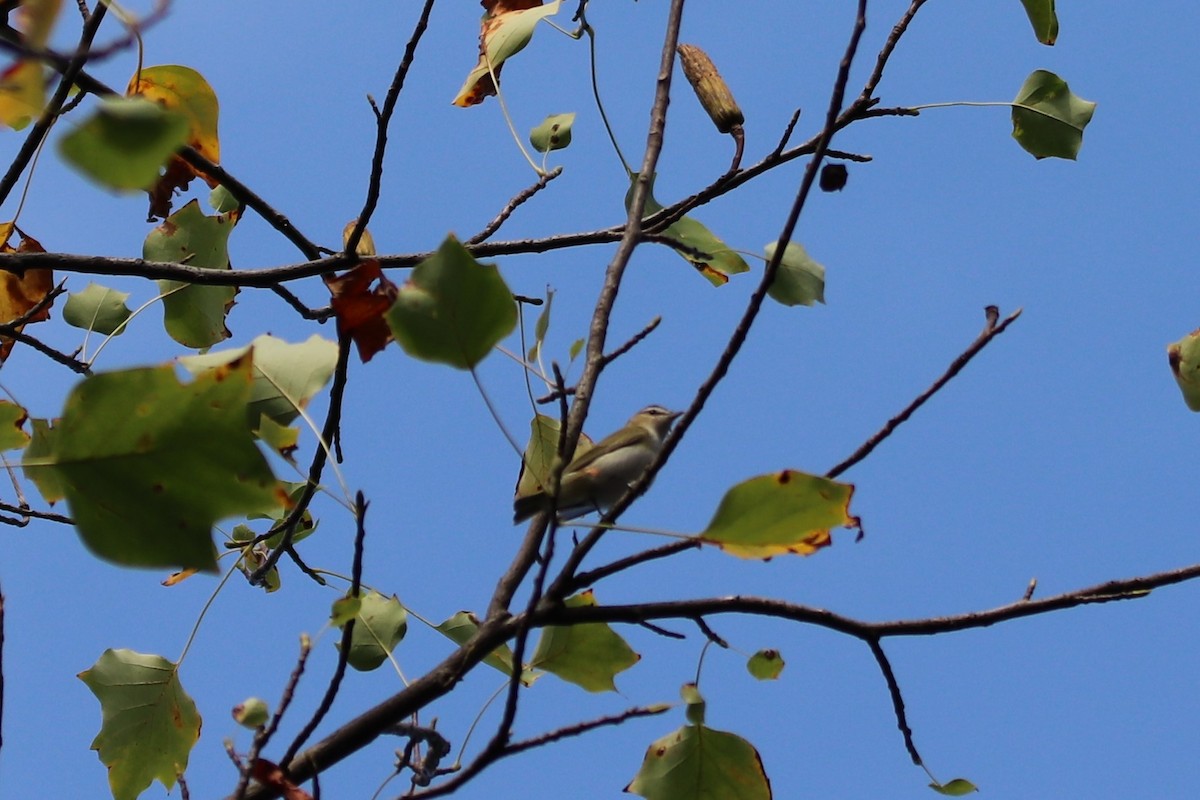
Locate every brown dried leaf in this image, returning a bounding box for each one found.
[324,260,397,363]
[0,227,53,363]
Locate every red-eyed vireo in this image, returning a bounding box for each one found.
[513,404,683,524]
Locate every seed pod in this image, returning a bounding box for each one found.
[677,43,744,134]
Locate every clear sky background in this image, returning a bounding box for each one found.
[2,1,1199,798]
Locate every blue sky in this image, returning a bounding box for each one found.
[2,1,1199,798]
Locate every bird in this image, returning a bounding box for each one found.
[513,404,683,524]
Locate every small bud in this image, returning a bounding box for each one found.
[232,697,270,729]
[677,44,744,134]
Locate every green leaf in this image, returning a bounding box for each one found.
[682,683,707,726]
[386,234,517,368]
[330,595,362,627]
[514,413,594,503]
[699,470,858,558]
[628,173,750,286]
[63,283,132,335]
[627,724,771,800]
[59,96,189,190]
[78,649,201,800]
[1167,329,1200,411]
[209,183,239,213]
[341,591,409,672]
[568,338,584,362]
[0,400,28,450]
[530,113,575,152]
[1011,70,1096,160]
[764,240,825,307]
[33,357,283,571]
[747,649,785,680]
[179,333,339,429]
[930,778,980,796]
[144,199,238,348]
[527,286,554,361]
[531,590,639,692]
[1019,0,1058,45]
[22,418,63,503]
[435,611,538,685]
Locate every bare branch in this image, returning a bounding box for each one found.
[343,0,438,256]
[867,638,923,766]
[826,306,1023,479]
[467,167,564,245]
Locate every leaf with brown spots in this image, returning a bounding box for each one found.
[452,0,561,107]
[0,223,54,363]
[698,469,860,558]
[78,649,201,800]
[324,260,397,363]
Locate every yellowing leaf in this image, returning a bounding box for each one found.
[531,590,639,692]
[1011,70,1096,160]
[33,356,284,571]
[0,400,29,451]
[128,64,220,218]
[78,649,201,800]
[386,235,517,369]
[144,199,237,348]
[699,470,859,558]
[0,225,54,363]
[746,649,785,681]
[931,778,980,796]
[1168,329,1200,411]
[628,173,750,286]
[514,413,594,503]
[627,723,772,800]
[452,0,562,107]
[0,61,46,130]
[0,0,62,129]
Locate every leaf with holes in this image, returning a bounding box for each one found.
[78,649,201,800]
[386,235,516,369]
[699,470,859,558]
[144,199,237,348]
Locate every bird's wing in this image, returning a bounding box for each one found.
[563,427,646,473]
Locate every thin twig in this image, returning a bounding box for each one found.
[0,5,109,208]
[0,325,91,374]
[867,638,922,765]
[406,705,670,800]
[467,167,563,245]
[0,501,72,525]
[825,307,1022,479]
[249,330,352,582]
[536,316,663,404]
[232,636,314,800]
[343,0,437,256]
[280,492,369,769]
[550,0,872,596]
[568,539,699,590]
